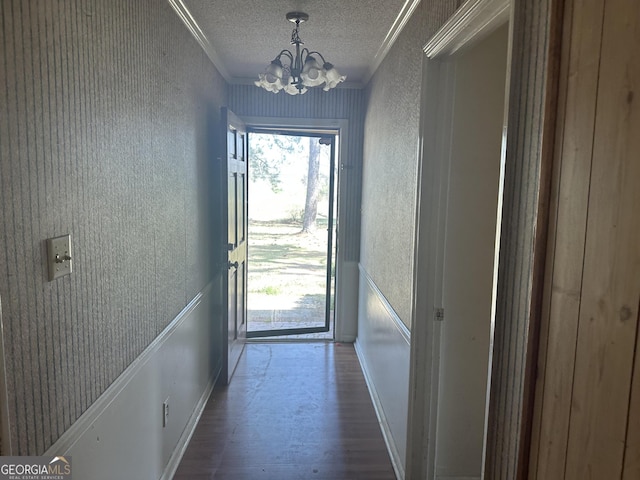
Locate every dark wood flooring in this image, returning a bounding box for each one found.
[173,342,396,479]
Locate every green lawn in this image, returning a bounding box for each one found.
[247,220,333,330]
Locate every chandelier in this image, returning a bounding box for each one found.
[255,12,346,95]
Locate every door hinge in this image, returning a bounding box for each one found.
[434,307,445,322]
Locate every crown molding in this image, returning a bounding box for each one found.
[167,0,232,82]
[169,0,420,89]
[423,0,510,58]
[363,0,422,85]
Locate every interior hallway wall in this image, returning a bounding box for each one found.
[0,0,227,455]
[361,0,458,329]
[356,1,459,475]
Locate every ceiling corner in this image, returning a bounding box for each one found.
[362,0,422,86]
[167,0,233,82]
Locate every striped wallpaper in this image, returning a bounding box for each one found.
[484,0,561,477]
[0,0,561,473]
[361,0,459,328]
[0,0,227,454]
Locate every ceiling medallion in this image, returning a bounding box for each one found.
[255,11,346,95]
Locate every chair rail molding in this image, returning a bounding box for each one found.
[43,284,219,480]
[356,265,411,479]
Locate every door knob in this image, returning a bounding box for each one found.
[228,261,239,269]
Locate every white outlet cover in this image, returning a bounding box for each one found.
[47,234,73,281]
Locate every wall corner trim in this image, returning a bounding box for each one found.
[167,0,232,82]
[423,0,509,58]
[363,0,422,85]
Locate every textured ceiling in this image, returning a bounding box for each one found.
[181,0,411,85]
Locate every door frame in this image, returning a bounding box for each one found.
[406,0,562,477]
[245,128,338,338]
[405,0,512,477]
[240,116,356,343]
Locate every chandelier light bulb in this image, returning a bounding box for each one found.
[322,63,346,91]
[300,56,326,87]
[265,59,284,82]
[255,12,346,95]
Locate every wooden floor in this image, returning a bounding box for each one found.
[174,342,396,479]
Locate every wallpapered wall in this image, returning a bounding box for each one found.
[361,0,459,328]
[0,0,227,454]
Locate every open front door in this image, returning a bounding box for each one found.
[220,107,247,384]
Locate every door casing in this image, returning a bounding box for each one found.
[406,0,512,477]
[245,129,337,338]
[240,117,357,343]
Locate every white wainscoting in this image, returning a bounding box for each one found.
[355,266,411,480]
[334,259,359,342]
[44,283,220,480]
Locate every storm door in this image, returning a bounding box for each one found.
[246,130,338,338]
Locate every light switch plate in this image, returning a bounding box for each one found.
[47,234,73,281]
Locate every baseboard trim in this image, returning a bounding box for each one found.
[160,369,218,480]
[354,339,405,480]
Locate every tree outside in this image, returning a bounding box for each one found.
[248,133,331,230]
